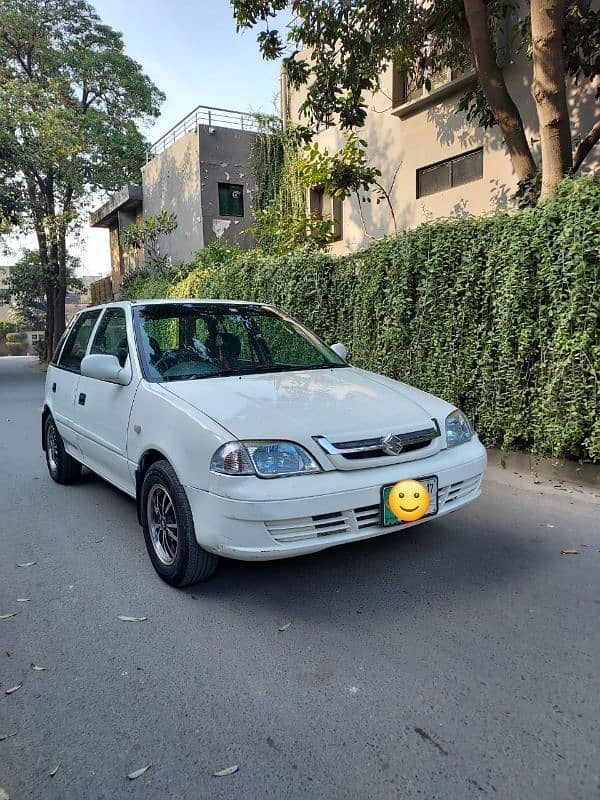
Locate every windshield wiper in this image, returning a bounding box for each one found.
[301,363,349,370]
[211,364,298,377]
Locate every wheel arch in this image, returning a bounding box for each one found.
[135,448,172,525]
[41,405,51,451]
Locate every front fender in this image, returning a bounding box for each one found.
[127,381,232,492]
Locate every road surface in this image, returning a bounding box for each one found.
[1,356,599,799]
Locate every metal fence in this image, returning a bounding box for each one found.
[147,105,265,160]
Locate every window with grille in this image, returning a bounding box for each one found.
[417,148,483,198]
[218,183,244,217]
[392,62,472,108]
[308,188,343,241]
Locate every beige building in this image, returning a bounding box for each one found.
[282,47,599,254]
[90,105,261,299]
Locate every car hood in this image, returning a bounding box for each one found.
[160,366,453,444]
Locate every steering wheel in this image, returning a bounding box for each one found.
[153,347,210,376]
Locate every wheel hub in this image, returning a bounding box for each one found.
[147,484,178,566]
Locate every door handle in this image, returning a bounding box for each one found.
[78,393,86,406]
[52,382,56,393]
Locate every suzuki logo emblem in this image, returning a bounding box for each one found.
[382,434,405,456]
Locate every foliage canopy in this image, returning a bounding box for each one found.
[124,177,600,463]
[0,0,164,354]
[232,0,600,201]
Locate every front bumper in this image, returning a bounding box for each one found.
[184,437,487,561]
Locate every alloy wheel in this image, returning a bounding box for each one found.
[47,422,59,477]
[147,484,179,566]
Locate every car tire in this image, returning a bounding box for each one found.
[141,459,219,586]
[44,415,82,484]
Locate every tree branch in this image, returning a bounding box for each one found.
[1,33,33,77]
[461,0,537,180]
[573,117,600,173]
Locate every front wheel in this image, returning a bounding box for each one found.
[141,459,219,586]
[44,415,82,484]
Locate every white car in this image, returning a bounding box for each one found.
[43,299,486,586]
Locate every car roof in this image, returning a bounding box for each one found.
[90,298,272,310]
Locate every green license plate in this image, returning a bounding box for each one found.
[381,475,438,527]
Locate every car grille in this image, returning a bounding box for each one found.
[314,424,440,462]
[265,474,483,545]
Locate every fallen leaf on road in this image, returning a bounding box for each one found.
[49,763,60,777]
[414,727,448,756]
[5,683,22,695]
[561,549,579,555]
[213,765,239,777]
[0,613,17,620]
[0,786,9,800]
[118,615,147,622]
[16,598,30,603]
[127,763,152,780]
[31,664,47,671]
[16,562,36,568]
[278,622,292,632]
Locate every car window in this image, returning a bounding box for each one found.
[90,308,129,368]
[253,314,320,365]
[57,310,102,373]
[133,303,347,382]
[50,324,73,366]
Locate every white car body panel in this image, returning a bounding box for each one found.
[43,299,487,562]
[72,309,141,494]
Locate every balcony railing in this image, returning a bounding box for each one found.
[147,105,265,160]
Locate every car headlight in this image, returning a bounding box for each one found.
[445,409,473,447]
[210,441,321,477]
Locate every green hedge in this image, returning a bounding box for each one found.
[0,321,17,341]
[5,332,27,343]
[123,178,600,463]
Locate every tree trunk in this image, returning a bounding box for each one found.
[530,0,572,200]
[44,279,55,362]
[573,118,600,173]
[461,0,538,181]
[53,284,66,351]
[45,239,60,353]
[55,228,68,350]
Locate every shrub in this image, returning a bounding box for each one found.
[122,177,600,462]
[0,320,17,342]
[6,332,27,343]
[6,342,27,355]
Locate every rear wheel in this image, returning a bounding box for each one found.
[44,415,82,484]
[141,459,219,586]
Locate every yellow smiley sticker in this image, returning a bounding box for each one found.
[387,479,430,522]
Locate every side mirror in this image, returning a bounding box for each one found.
[81,354,131,386]
[330,342,348,361]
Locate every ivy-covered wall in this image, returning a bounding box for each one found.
[123,178,600,463]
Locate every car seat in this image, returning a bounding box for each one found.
[206,332,241,369]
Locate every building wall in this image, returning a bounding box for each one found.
[197,125,257,248]
[141,131,205,264]
[285,45,599,254]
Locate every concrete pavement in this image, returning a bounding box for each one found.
[1,356,599,799]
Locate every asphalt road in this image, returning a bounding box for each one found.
[1,356,599,800]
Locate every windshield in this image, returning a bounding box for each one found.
[133,303,348,382]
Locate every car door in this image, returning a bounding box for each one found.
[49,309,103,459]
[72,306,140,495]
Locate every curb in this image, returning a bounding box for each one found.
[487,448,600,489]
